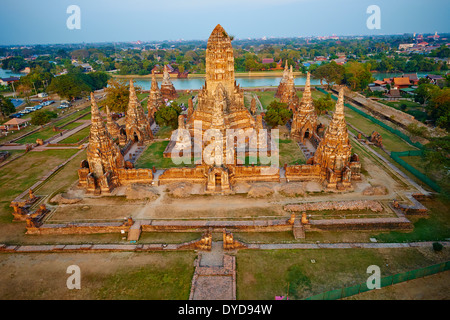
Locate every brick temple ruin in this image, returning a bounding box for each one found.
[74,24,361,195]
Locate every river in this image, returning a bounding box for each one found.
[134,71,435,90]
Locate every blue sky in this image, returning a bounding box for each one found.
[0,0,449,45]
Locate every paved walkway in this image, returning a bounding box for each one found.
[189,241,236,300]
[1,241,447,254]
[46,120,91,144]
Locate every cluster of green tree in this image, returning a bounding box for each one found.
[154,102,182,129]
[313,93,335,114]
[414,81,450,130]
[47,70,109,100]
[0,95,15,120]
[263,101,292,128]
[1,56,27,72]
[366,53,447,73]
[104,79,142,112]
[429,45,450,58]
[30,110,57,126]
[312,61,373,91]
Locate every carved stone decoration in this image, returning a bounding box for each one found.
[160,65,178,100]
[125,80,153,144]
[223,230,247,250]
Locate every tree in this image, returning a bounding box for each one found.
[0,95,15,120]
[427,87,450,130]
[30,110,57,126]
[47,74,91,100]
[312,61,344,89]
[414,83,438,105]
[314,94,334,115]
[263,101,292,128]
[342,61,373,91]
[104,79,142,113]
[154,102,182,129]
[1,56,27,72]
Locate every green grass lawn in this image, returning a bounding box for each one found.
[135,140,195,169]
[155,126,173,139]
[0,149,78,222]
[95,251,196,299]
[236,246,450,300]
[344,107,417,152]
[60,121,83,130]
[16,127,58,144]
[0,251,196,300]
[278,139,306,166]
[380,100,428,122]
[59,126,90,144]
[372,195,450,243]
[254,91,278,110]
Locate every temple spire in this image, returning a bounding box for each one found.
[129,79,138,102]
[334,87,345,118]
[90,92,102,124]
[301,72,312,104]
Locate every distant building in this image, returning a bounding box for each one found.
[0,77,20,86]
[402,73,419,85]
[426,74,445,85]
[261,58,274,64]
[399,43,414,50]
[392,77,411,89]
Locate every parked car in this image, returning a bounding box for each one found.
[9,113,22,118]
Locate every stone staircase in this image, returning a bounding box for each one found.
[297,141,314,160]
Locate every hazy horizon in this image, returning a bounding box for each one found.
[1,0,449,46]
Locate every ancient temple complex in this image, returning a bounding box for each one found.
[77,24,361,195]
[160,65,178,100]
[160,24,279,192]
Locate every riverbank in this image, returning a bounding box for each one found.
[112,70,304,79]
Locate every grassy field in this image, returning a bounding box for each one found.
[61,121,83,130]
[0,251,196,300]
[253,91,277,110]
[380,100,428,122]
[135,140,195,169]
[236,246,450,300]
[154,126,173,139]
[279,139,306,165]
[59,126,90,144]
[344,106,417,152]
[0,149,79,222]
[16,127,58,144]
[373,196,450,242]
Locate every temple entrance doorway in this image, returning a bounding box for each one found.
[215,173,221,190]
[304,129,310,139]
[133,132,139,142]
